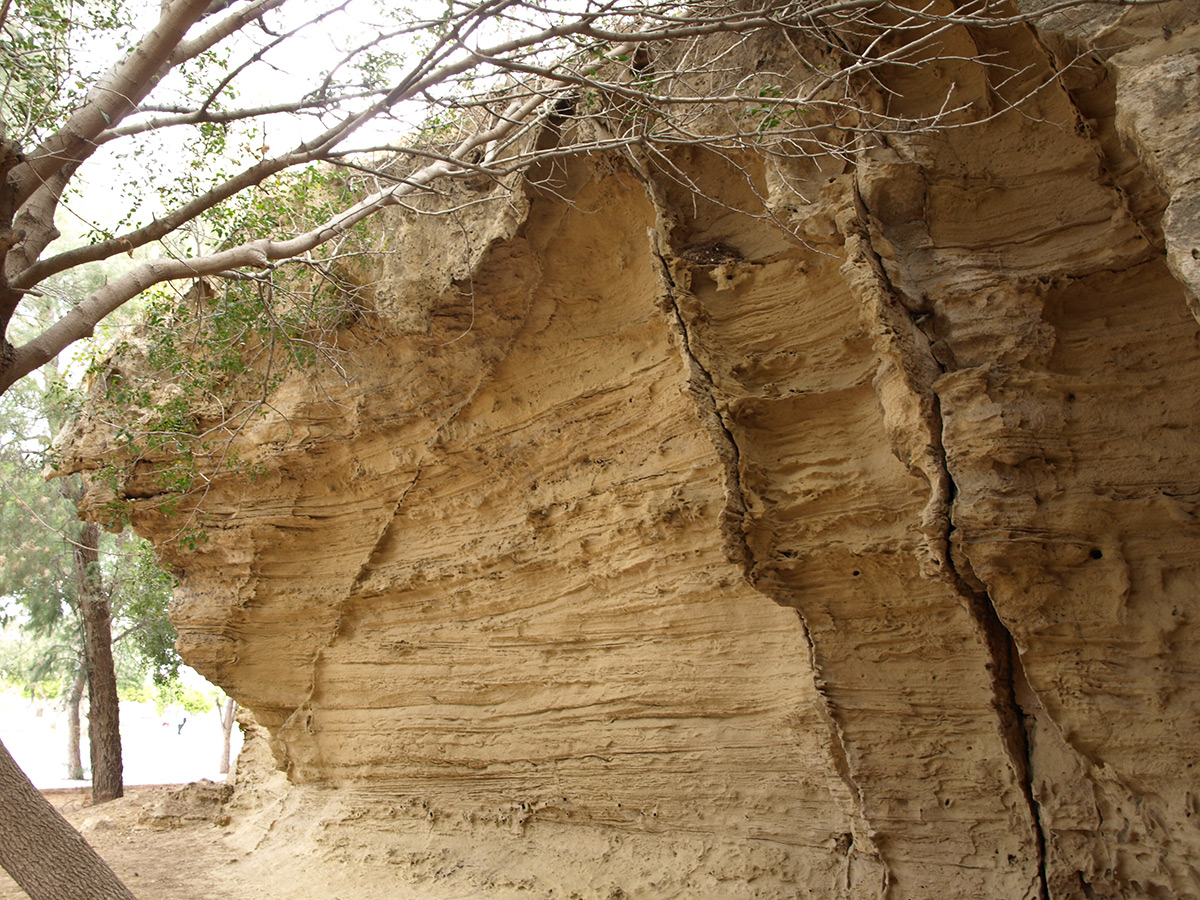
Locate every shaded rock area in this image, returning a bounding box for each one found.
[58,4,1200,898]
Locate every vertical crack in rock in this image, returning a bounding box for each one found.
[273,463,427,779]
[953,570,1051,900]
[849,176,1050,900]
[650,230,890,896]
[649,237,753,575]
[630,156,890,893]
[278,463,429,778]
[625,151,754,575]
[1022,23,1166,255]
[798,613,893,900]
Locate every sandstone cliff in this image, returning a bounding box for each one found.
[58,4,1200,898]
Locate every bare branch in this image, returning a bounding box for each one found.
[191,0,352,117]
[98,91,386,142]
[168,0,291,68]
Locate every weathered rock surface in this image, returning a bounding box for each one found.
[60,5,1200,898]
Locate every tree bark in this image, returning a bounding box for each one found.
[219,697,237,775]
[66,660,86,781]
[0,738,139,900]
[75,519,123,802]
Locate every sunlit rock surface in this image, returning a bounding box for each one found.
[60,6,1200,898]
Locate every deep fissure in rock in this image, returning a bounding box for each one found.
[851,172,1053,898]
[637,170,897,883]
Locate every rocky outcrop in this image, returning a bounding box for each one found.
[59,4,1200,898]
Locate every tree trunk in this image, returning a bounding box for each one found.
[0,738,139,900]
[219,697,237,775]
[66,660,86,781]
[75,519,123,802]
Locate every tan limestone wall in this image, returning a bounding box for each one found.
[57,6,1200,899]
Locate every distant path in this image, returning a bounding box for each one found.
[0,692,241,789]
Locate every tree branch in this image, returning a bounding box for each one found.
[168,0,290,68]
[3,91,546,393]
[98,91,386,142]
[13,0,216,207]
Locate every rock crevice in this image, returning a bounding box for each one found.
[851,167,1052,900]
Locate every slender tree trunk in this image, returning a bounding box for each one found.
[66,659,86,781]
[219,697,237,775]
[75,519,123,802]
[0,738,139,900]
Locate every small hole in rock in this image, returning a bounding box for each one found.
[852,570,860,577]
[1090,548,1103,560]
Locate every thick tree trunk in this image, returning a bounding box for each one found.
[219,697,237,775]
[66,660,86,781]
[75,519,123,802]
[0,738,139,900]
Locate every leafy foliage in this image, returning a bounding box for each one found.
[0,366,76,631]
[130,678,222,715]
[0,0,134,144]
[0,621,76,700]
[80,164,373,536]
[107,535,180,686]
[0,300,179,703]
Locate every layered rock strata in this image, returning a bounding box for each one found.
[60,5,1200,899]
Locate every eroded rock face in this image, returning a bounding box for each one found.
[59,7,1200,899]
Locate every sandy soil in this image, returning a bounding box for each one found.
[0,784,245,900]
[0,776,837,900]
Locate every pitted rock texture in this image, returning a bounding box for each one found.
[60,6,1200,899]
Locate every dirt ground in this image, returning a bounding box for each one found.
[0,784,246,900]
[0,776,837,899]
